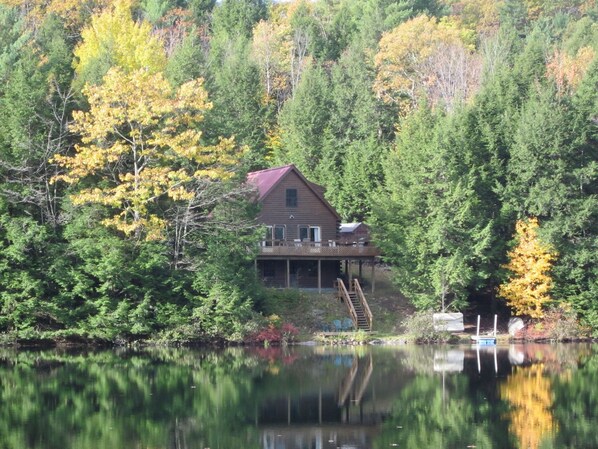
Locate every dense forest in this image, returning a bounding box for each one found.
[0,0,596,342]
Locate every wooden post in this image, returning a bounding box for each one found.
[317,259,322,293]
[344,260,348,278]
[493,314,498,337]
[318,388,322,424]
[358,260,363,279]
[348,260,352,285]
[286,259,290,288]
[371,262,376,294]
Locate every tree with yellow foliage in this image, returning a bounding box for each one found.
[374,15,480,112]
[251,18,291,104]
[73,0,167,86]
[498,217,557,319]
[53,67,237,240]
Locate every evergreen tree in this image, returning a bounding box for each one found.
[211,0,267,40]
[506,79,598,331]
[204,37,269,171]
[0,14,75,335]
[276,63,331,179]
[371,106,493,311]
[329,46,393,144]
[333,136,386,221]
[0,4,28,82]
[165,31,207,87]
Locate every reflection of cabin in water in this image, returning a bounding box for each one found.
[258,353,382,449]
[248,165,379,291]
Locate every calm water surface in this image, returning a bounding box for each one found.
[0,344,597,449]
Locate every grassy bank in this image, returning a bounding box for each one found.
[259,266,415,338]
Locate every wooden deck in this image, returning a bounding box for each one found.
[257,240,379,259]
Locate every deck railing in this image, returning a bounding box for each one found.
[258,239,379,258]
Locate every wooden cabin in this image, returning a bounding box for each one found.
[247,165,379,291]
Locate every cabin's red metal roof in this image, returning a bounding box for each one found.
[246,165,294,201]
[247,164,341,220]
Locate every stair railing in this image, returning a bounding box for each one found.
[336,278,359,328]
[354,354,374,403]
[352,279,373,331]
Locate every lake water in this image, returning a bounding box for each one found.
[0,344,596,449]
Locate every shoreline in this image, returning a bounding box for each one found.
[1,332,596,350]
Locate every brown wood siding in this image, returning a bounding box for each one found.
[258,171,339,242]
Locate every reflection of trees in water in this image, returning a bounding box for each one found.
[552,346,598,449]
[373,373,498,449]
[0,346,596,449]
[397,345,436,373]
[500,364,555,449]
[508,343,590,373]
[0,348,264,449]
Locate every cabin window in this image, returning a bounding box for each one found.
[298,225,309,241]
[274,225,285,242]
[286,188,298,207]
[298,225,321,242]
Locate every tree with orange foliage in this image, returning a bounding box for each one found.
[498,218,557,319]
[546,46,595,96]
[0,0,110,30]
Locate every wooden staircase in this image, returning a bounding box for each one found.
[336,278,373,331]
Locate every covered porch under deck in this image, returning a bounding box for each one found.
[256,240,379,293]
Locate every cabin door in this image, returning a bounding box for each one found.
[310,226,321,245]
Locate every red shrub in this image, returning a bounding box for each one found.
[249,321,299,345]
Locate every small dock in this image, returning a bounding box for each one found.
[471,335,497,345]
[471,315,497,346]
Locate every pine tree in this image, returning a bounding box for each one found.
[371,106,493,311]
[276,63,331,179]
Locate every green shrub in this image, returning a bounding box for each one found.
[354,329,370,344]
[403,310,451,343]
[544,304,583,341]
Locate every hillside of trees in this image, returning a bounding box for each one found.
[0,0,596,342]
